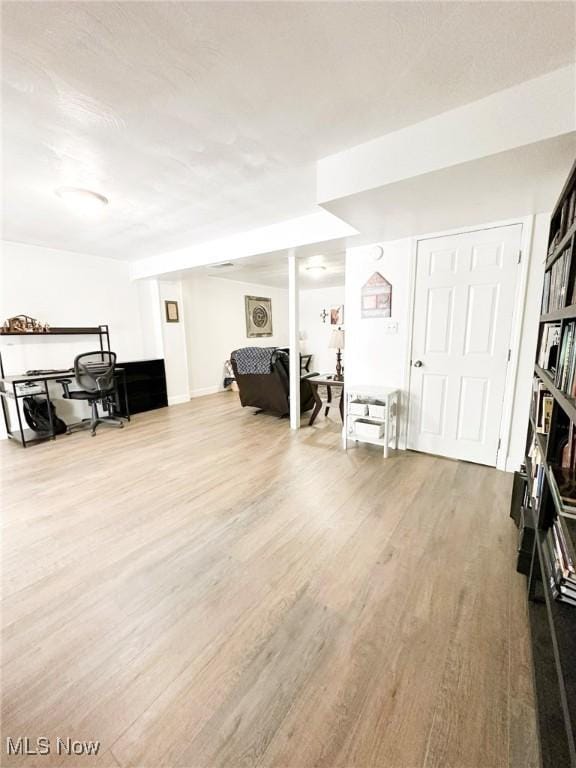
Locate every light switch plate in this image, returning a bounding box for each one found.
[383,320,398,334]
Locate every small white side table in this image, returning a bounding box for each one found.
[343,385,400,458]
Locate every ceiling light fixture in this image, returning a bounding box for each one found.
[55,186,109,212]
[305,265,327,276]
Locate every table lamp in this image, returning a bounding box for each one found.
[328,328,345,381]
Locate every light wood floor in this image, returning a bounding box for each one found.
[1,392,538,768]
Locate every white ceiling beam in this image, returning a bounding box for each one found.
[317,65,576,203]
[130,210,357,280]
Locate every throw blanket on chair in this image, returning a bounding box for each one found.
[231,347,276,375]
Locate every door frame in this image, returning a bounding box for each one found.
[403,215,535,471]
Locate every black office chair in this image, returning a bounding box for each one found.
[57,351,123,436]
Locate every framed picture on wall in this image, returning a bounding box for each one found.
[165,300,180,323]
[330,305,344,325]
[245,295,273,337]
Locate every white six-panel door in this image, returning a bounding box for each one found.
[408,225,522,465]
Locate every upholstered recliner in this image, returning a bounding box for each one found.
[230,347,316,417]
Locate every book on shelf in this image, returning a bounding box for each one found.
[542,395,553,434]
[568,188,576,232]
[541,270,551,314]
[544,517,576,607]
[554,321,576,396]
[556,515,576,571]
[543,532,576,604]
[531,378,553,433]
[544,249,571,313]
[537,322,561,371]
[548,184,576,257]
[556,321,576,393]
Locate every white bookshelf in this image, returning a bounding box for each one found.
[343,385,399,458]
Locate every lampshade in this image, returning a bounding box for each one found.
[328,329,345,349]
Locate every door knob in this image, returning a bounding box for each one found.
[413,360,423,368]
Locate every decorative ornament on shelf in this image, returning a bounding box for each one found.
[320,308,329,324]
[2,315,50,334]
[370,245,384,261]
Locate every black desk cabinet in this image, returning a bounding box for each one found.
[117,359,168,415]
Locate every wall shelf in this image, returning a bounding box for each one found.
[0,326,105,337]
[541,305,576,323]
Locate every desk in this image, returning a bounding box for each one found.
[0,369,129,447]
[306,374,344,426]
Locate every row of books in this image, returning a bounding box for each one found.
[532,379,553,434]
[537,322,561,371]
[548,185,576,258]
[526,431,576,607]
[542,249,571,314]
[555,320,576,396]
[553,464,576,517]
[542,516,576,607]
[548,187,576,256]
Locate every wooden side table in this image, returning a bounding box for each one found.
[306,374,344,426]
[344,385,399,458]
[300,354,313,374]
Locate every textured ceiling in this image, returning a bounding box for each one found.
[2,1,575,259]
[200,241,346,289]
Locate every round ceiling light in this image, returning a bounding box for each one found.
[55,186,109,212]
[305,265,327,276]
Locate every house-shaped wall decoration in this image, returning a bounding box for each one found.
[361,272,392,318]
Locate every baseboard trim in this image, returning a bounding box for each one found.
[190,386,220,398]
[168,394,191,406]
[504,457,520,473]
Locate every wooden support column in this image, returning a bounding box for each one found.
[288,249,300,429]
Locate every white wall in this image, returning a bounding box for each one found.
[158,280,190,405]
[506,214,549,470]
[182,275,289,396]
[0,241,149,365]
[137,279,164,361]
[345,217,547,467]
[299,284,345,374]
[0,241,157,434]
[345,240,411,399]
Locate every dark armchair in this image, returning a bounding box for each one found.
[230,347,316,417]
